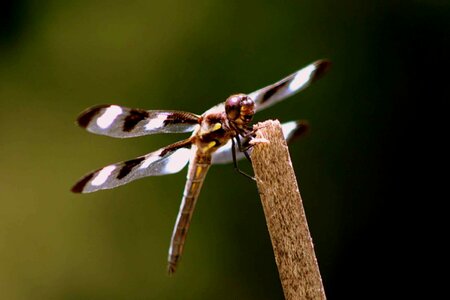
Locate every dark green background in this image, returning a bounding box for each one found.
[1,1,448,299]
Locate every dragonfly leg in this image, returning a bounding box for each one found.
[235,134,253,163]
[231,138,255,181]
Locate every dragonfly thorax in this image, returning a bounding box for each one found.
[225,94,255,129]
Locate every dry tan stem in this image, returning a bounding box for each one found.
[251,120,326,300]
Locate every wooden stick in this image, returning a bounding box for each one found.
[250,120,326,300]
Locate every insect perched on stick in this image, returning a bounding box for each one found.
[71,60,330,274]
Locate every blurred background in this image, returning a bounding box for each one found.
[1,0,448,299]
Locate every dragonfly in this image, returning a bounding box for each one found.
[71,59,330,274]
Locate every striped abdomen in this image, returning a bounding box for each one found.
[167,146,211,274]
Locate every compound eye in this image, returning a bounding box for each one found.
[241,98,253,108]
[225,95,243,121]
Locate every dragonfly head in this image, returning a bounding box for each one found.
[225,94,255,127]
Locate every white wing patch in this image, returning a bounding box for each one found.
[91,165,116,186]
[281,121,297,138]
[162,148,191,173]
[289,65,315,91]
[96,105,123,129]
[145,114,167,131]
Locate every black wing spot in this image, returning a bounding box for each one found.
[77,105,109,128]
[123,109,150,132]
[261,80,289,103]
[71,172,95,193]
[117,157,145,179]
[290,120,310,140]
[311,60,332,83]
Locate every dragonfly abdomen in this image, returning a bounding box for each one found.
[167,148,211,274]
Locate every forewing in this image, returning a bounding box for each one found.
[72,140,192,193]
[248,60,331,112]
[203,60,330,116]
[211,121,308,164]
[77,105,200,138]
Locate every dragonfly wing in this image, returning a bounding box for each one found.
[72,139,192,193]
[211,121,308,165]
[77,105,200,138]
[249,60,331,112]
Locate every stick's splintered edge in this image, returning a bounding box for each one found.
[249,137,270,145]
